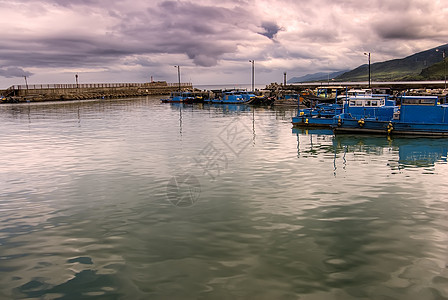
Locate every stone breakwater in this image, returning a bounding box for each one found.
[1,81,193,103]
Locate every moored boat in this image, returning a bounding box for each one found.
[204,90,250,104]
[292,94,395,128]
[161,91,196,103]
[292,103,342,127]
[301,86,345,107]
[333,95,448,136]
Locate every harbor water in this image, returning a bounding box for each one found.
[1,96,448,299]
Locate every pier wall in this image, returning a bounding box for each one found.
[1,81,193,102]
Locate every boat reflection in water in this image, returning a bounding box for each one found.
[292,128,448,170]
[334,135,448,170]
[168,102,252,114]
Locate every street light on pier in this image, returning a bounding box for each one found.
[75,73,79,88]
[436,49,447,90]
[249,60,255,92]
[174,65,181,92]
[364,52,371,88]
[24,76,29,95]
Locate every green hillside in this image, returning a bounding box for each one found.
[413,59,448,80]
[335,44,448,82]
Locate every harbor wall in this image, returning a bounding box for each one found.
[1,81,193,102]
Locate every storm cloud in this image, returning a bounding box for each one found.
[0,67,33,78]
[0,0,447,86]
[259,22,282,40]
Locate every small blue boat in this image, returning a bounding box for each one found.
[333,95,448,136]
[204,91,250,104]
[239,91,257,102]
[292,103,342,127]
[161,91,196,103]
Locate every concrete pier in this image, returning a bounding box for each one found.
[1,81,193,103]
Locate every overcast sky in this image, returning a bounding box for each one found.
[1,0,447,88]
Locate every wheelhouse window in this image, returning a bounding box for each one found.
[402,98,437,105]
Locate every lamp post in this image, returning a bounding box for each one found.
[174,65,181,92]
[249,60,254,92]
[24,76,29,96]
[436,49,446,90]
[364,52,371,88]
[75,74,79,88]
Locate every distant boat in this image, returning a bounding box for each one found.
[243,91,275,105]
[333,95,448,136]
[161,91,196,103]
[273,93,300,106]
[204,90,250,104]
[161,91,206,103]
[300,86,345,107]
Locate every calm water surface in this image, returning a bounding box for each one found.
[1,96,448,299]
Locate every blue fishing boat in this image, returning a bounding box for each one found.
[333,95,448,136]
[204,91,250,104]
[161,91,196,103]
[331,95,397,131]
[292,93,395,128]
[292,103,342,127]
[239,91,257,102]
[292,87,379,127]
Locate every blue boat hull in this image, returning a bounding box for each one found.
[334,119,448,136]
[204,99,250,104]
[292,115,335,127]
[292,103,342,128]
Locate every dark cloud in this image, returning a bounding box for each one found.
[0,0,257,73]
[0,67,33,78]
[0,37,130,69]
[124,57,156,67]
[373,18,427,40]
[259,21,281,40]
[117,1,252,67]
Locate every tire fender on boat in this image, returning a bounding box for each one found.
[387,122,393,135]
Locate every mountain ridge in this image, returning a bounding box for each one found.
[289,43,448,83]
[288,70,348,83]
